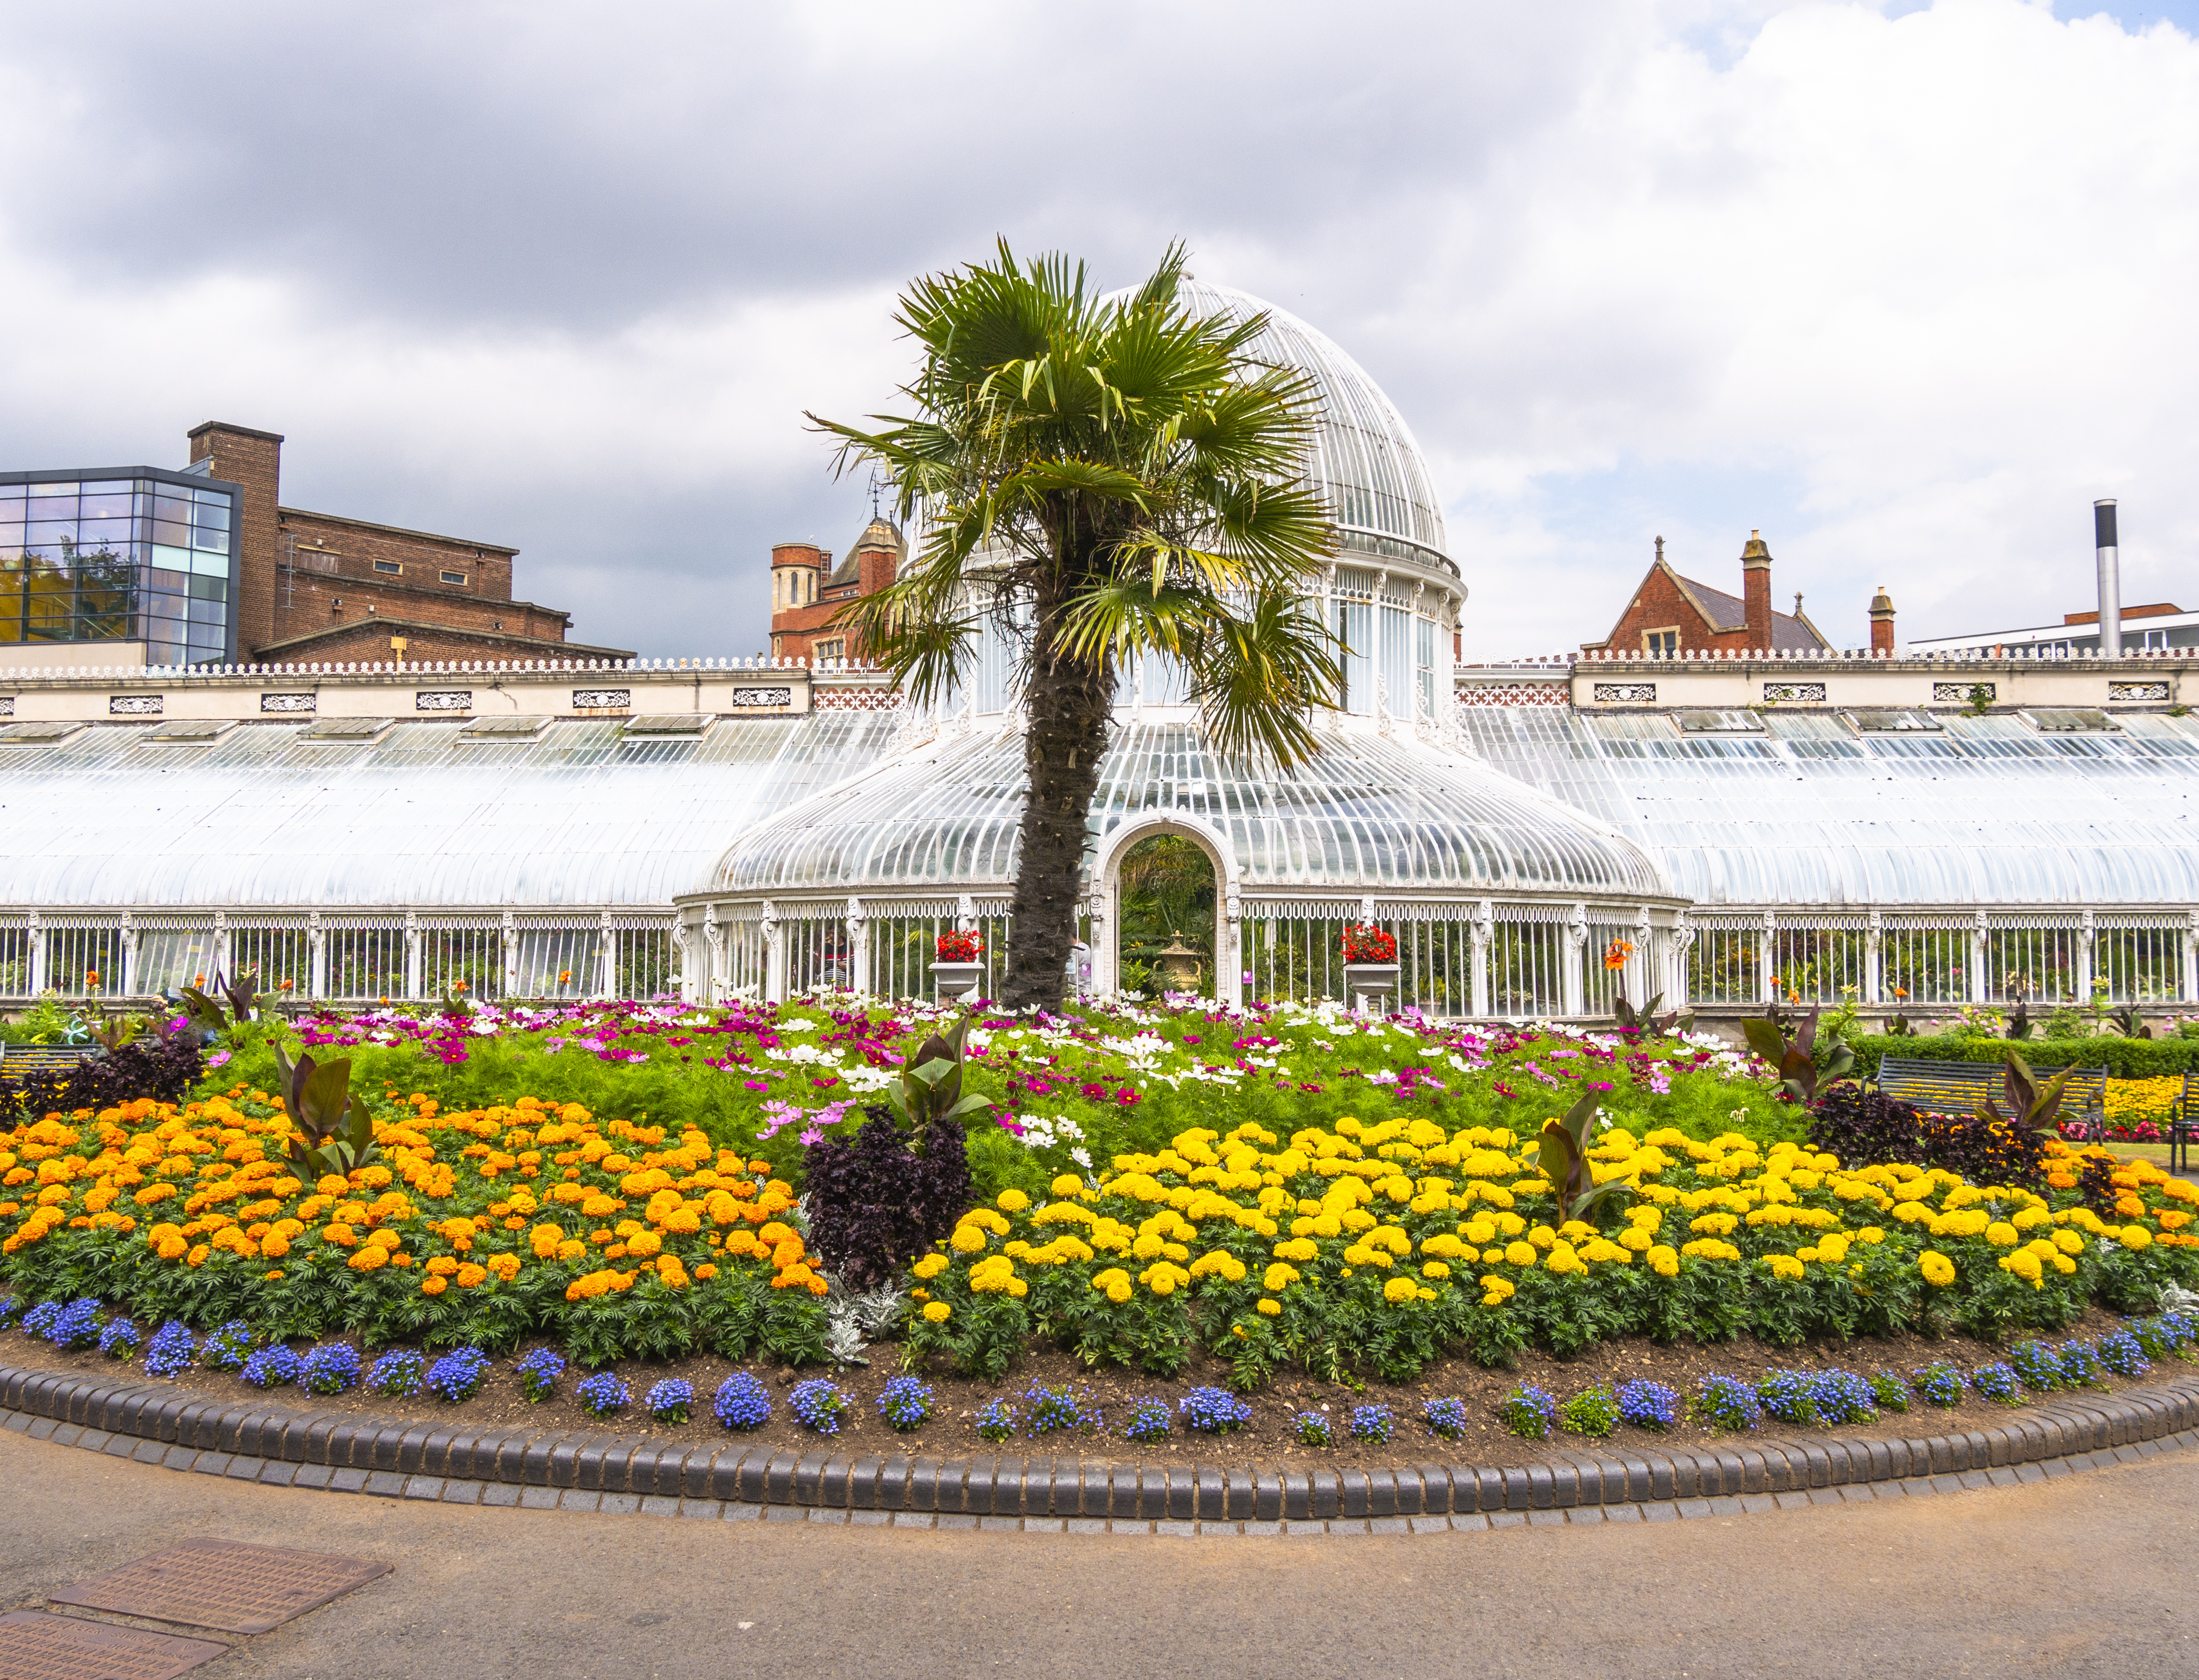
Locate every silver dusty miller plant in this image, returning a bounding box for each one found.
[822,1284,908,1367]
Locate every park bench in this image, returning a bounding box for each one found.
[1875,1055,2105,1134]
[0,1045,94,1080]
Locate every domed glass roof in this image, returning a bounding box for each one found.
[706,720,1667,899]
[1172,280,1452,572]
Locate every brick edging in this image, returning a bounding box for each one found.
[6,1361,2197,1524]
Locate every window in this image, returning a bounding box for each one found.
[372,560,402,576]
[439,570,467,585]
[1644,628,1679,655]
[815,638,844,660]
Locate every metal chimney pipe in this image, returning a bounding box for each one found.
[2095,499,2121,658]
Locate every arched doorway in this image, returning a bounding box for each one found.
[1115,832,1216,999]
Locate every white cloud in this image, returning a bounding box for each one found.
[0,0,2191,655]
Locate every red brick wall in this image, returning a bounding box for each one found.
[269,511,545,653]
[185,420,612,664]
[253,617,627,667]
[282,509,516,599]
[187,422,282,658]
[771,537,900,662]
[1742,560,1772,651]
[857,542,896,598]
[1592,565,1720,653]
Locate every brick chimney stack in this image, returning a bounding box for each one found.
[1740,529,1773,651]
[187,421,283,659]
[1869,585,1896,654]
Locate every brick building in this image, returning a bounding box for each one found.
[768,516,903,661]
[1583,532,1836,655]
[187,421,631,665]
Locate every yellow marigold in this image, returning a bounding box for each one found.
[922,1300,951,1322]
[1188,1250,1247,1282]
[997,1189,1030,1213]
[1764,1254,1806,1280]
[1919,1250,1956,1287]
[1256,1297,1281,1316]
[1270,1237,1318,1263]
[1479,1274,1515,1305]
[1503,1241,1537,1267]
[626,1230,663,1258]
[1383,1276,1420,1303]
[1421,1261,1451,1279]
[1647,1244,1679,1277]
[1999,1250,2043,1287]
[1139,1260,1190,1297]
[950,1224,989,1254]
[1049,1174,1086,1199]
[1984,1222,2019,1247]
[2121,1226,2153,1251]
[912,1253,948,1280]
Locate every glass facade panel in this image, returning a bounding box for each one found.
[0,471,237,660]
[1382,604,1412,718]
[1337,599,1372,715]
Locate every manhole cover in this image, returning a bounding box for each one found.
[47,1539,391,1635]
[0,1611,228,1679]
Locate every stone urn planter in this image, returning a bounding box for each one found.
[931,961,985,1002]
[1152,936,1205,995]
[1342,962,1399,1015]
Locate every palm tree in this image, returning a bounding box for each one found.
[813,241,1340,1012]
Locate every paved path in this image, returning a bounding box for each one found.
[1,1429,2193,1679]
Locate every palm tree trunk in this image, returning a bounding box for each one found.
[1003,584,1114,1014]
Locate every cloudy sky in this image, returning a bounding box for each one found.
[1,0,2193,659]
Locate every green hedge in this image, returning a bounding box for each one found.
[1847,1034,2199,1080]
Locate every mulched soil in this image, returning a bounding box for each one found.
[1,1309,2177,1471]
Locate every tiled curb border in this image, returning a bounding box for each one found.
[6,1361,2197,1534]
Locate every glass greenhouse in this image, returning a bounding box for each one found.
[0,283,2192,1019]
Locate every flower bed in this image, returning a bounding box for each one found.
[2,1300,2188,1474]
[227,997,1792,1201]
[4,996,2195,1406]
[0,1093,830,1366]
[902,1119,2199,1383]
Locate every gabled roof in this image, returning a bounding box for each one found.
[826,517,904,589]
[1590,554,1832,652]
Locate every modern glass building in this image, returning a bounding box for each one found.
[0,465,241,665]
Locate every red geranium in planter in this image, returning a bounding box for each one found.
[936,930,983,962]
[1339,924,1396,963]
